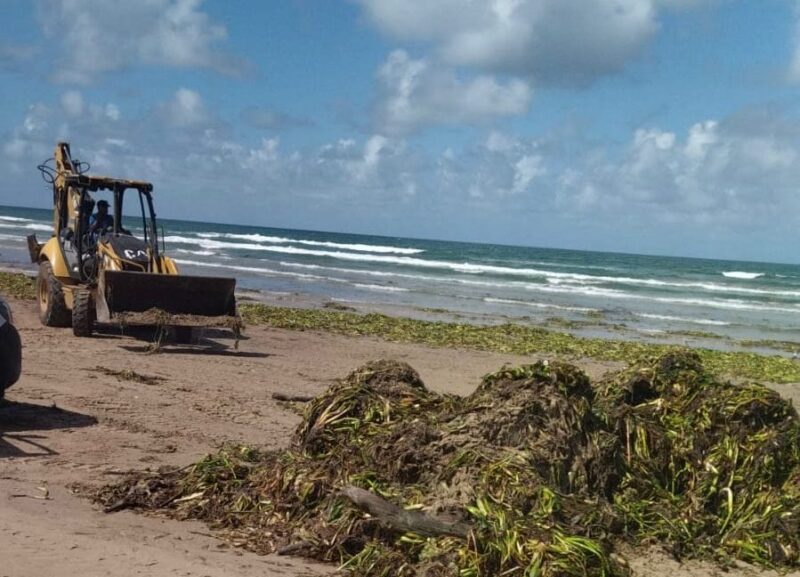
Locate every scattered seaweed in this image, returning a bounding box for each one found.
[0,271,36,300]
[323,301,357,312]
[664,329,726,340]
[90,366,166,386]
[97,352,800,576]
[740,339,800,354]
[240,304,800,383]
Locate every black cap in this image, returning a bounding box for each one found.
[97,200,109,208]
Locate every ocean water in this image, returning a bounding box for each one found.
[2,204,800,346]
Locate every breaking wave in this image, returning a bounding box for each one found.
[722,271,764,280]
[193,232,423,255]
[635,313,730,326]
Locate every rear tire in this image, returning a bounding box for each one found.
[37,261,71,327]
[72,290,95,337]
[0,322,22,394]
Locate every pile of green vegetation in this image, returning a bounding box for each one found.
[0,271,35,300]
[239,304,800,383]
[98,351,800,576]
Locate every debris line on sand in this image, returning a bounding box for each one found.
[97,352,800,576]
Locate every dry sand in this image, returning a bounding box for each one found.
[1,296,798,577]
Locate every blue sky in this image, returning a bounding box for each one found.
[2,0,800,263]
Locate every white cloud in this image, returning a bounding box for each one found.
[104,104,121,122]
[355,0,700,86]
[37,0,240,84]
[512,154,545,194]
[4,88,800,258]
[789,2,800,83]
[554,111,800,225]
[158,89,209,127]
[60,90,84,117]
[375,50,532,135]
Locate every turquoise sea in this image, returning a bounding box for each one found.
[1,204,799,349]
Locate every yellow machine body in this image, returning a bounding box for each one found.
[29,142,237,336]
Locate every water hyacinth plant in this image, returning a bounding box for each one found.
[98,352,800,576]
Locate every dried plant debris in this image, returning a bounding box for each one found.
[91,366,166,386]
[97,352,800,576]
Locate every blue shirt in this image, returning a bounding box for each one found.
[89,213,114,232]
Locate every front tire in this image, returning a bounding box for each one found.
[72,290,95,337]
[37,261,71,327]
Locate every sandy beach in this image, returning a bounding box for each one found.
[0,294,796,577]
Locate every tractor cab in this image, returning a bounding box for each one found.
[37,142,171,283]
[65,181,161,283]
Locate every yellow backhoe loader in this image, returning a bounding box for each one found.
[27,142,237,339]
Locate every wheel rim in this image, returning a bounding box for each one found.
[38,275,48,314]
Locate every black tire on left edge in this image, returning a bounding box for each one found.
[72,290,95,337]
[0,322,22,394]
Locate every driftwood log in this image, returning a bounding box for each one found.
[272,392,315,402]
[339,485,470,538]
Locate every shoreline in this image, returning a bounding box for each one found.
[3,208,800,354]
[241,285,800,359]
[2,268,798,382]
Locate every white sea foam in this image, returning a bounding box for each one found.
[174,258,327,281]
[353,283,409,293]
[648,296,800,314]
[277,263,634,300]
[277,261,800,314]
[0,222,53,232]
[674,282,800,298]
[722,271,764,280]
[483,297,598,313]
[635,313,730,326]
[25,223,52,232]
[190,232,423,254]
[166,238,800,315]
[492,281,800,314]
[547,274,800,298]
[279,261,613,298]
[165,237,635,280]
[175,248,216,256]
[166,236,800,299]
[279,261,445,283]
[174,258,405,293]
[0,216,34,222]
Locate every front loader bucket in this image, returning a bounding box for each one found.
[96,270,236,325]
